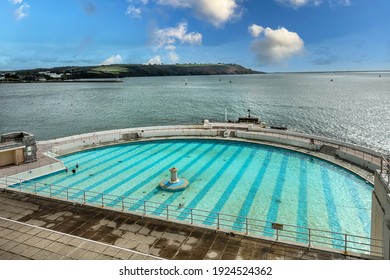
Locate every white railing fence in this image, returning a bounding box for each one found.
[0,176,383,258]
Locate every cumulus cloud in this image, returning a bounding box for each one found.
[9,0,23,4]
[147,55,162,65]
[157,0,242,28]
[150,22,201,64]
[101,54,123,65]
[248,24,264,38]
[153,22,202,49]
[14,3,30,20]
[250,26,304,65]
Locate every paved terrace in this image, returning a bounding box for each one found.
[0,190,359,260]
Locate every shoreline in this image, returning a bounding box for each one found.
[1,79,123,84]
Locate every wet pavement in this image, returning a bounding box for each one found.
[0,190,360,260]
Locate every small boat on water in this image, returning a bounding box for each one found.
[236,109,261,124]
[235,109,287,130]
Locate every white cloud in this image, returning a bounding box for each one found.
[193,0,242,28]
[275,0,322,8]
[250,26,304,65]
[168,52,180,63]
[276,0,351,8]
[147,55,162,65]
[165,45,176,51]
[14,3,30,20]
[248,24,264,38]
[9,0,23,4]
[126,6,142,18]
[329,0,351,7]
[153,22,202,49]
[101,54,123,65]
[156,0,242,28]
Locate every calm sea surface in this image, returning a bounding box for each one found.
[1,73,389,151]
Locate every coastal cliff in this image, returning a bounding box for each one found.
[1,63,263,82]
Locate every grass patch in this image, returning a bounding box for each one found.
[91,66,128,74]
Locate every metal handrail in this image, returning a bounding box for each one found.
[0,176,384,258]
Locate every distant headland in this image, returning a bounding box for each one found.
[0,63,263,83]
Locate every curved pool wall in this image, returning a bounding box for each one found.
[25,138,373,233]
[1,122,384,256]
[39,122,382,173]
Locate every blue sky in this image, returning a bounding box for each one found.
[1,0,390,72]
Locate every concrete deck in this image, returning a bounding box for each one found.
[0,190,360,260]
[0,143,59,178]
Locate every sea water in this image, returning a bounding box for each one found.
[0,72,389,151]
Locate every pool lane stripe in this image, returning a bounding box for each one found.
[203,149,256,225]
[176,146,243,221]
[105,142,205,207]
[149,144,230,215]
[46,143,163,197]
[68,142,180,199]
[320,167,344,248]
[297,160,308,240]
[61,143,163,197]
[263,155,288,236]
[344,177,371,236]
[36,144,141,188]
[30,145,125,191]
[130,143,219,212]
[232,150,273,230]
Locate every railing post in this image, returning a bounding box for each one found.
[190,208,193,224]
[245,217,249,235]
[143,201,146,215]
[217,213,220,230]
[83,191,86,204]
[49,184,52,197]
[66,187,69,201]
[344,234,348,255]
[276,228,279,241]
[19,179,22,191]
[34,182,37,194]
[121,196,124,211]
[166,205,169,220]
[5,177,8,188]
[380,156,383,174]
[101,193,104,207]
[308,228,311,248]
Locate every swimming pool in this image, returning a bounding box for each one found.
[9,139,373,249]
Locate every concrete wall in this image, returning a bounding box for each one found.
[371,172,390,259]
[0,148,24,166]
[337,150,379,172]
[0,150,16,166]
[236,131,313,150]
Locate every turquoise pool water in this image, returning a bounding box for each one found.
[12,139,372,243]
